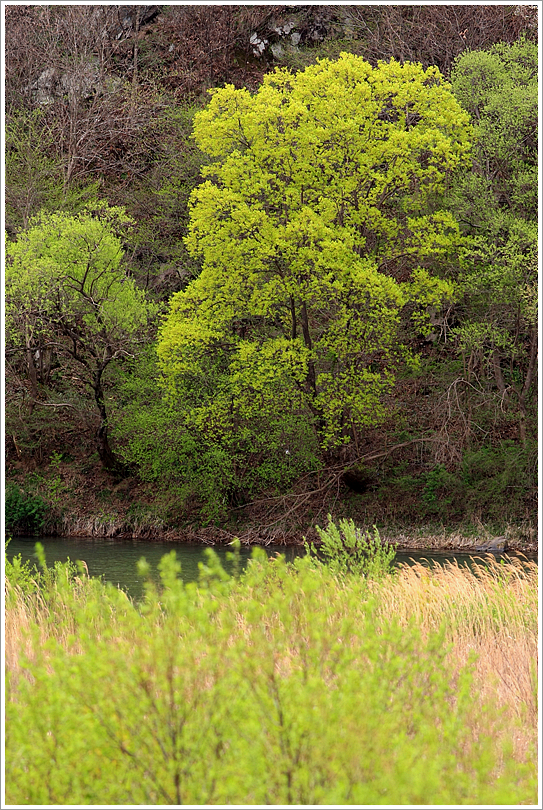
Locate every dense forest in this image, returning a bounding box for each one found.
[4,4,538,546]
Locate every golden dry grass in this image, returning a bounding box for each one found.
[369,556,538,761]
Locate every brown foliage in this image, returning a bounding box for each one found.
[141,5,286,97]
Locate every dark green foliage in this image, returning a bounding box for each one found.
[111,105,209,294]
[5,484,48,534]
[110,349,321,523]
[459,441,537,518]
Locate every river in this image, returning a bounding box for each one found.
[6,535,536,602]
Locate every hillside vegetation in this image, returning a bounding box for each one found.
[4,5,538,544]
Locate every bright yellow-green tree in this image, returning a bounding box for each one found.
[5,205,156,471]
[158,54,470,492]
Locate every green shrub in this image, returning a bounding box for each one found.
[460,441,536,517]
[4,539,39,597]
[5,550,536,805]
[310,515,396,578]
[5,483,48,534]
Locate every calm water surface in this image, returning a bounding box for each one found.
[6,535,536,602]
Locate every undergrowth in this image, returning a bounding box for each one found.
[5,532,538,805]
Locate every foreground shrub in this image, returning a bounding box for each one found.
[5,549,537,805]
[4,539,39,597]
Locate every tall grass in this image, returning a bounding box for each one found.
[5,545,538,805]
[370,556,538,763]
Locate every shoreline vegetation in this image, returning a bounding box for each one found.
[8,518,538,555]
[7,510,538,555]
[5,528,538,805]
[5,463,538,554]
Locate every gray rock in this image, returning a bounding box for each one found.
[250,33,268,57]
[475,536,507,553]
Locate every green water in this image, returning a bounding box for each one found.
[6,535,535,602]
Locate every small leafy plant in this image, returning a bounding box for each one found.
[310,515,396,578]
[4,539,39,597]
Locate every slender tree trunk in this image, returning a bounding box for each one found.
[289,295,297,340]
[299,300,328,441]
[300,301,316,397]
[93,367,121,472]
[492,349,506,396]
[24,324,38,415]
[130,7,140,124]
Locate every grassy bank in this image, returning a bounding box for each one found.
[5,540,538,805]
[6,439,538,553]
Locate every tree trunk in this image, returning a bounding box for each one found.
[289,295,297,340]
[24,324,38,416]
[517,327,537,448]
[300,301,316,397]
[299,300,328,440]
[93,368,122,472]
[130,6,140,124]
[492,349,506,396]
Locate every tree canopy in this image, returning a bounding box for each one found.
[158,53,469,465]
[448,39,538,446]
[5,205,156,469]
[3,11,537,531]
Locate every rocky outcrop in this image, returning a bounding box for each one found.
[113,5,161,41]
[28,56,123,106]
[249,7,343,62]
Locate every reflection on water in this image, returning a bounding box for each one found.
[6,535,536,602]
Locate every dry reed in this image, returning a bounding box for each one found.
[369,556,538,761]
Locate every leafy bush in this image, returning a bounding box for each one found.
[4,539,39,596]
[311,515,396,578]
[111,349,321,523]
[5,483,48,534]
[5,549,536,805]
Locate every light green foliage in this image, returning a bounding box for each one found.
[5,204,157,467]
[451,39,537,222]
[448,41,537,431]
[6,205,152,347]
[4,540,39,597]
[158,53,470,463]
[6,551,536,805]
[310,515,396,578]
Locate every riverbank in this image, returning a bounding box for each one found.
[10,520,538,556]
[6,462,538,555]
[6,460,537,554]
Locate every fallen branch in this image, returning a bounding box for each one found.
[234,435,447,531]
